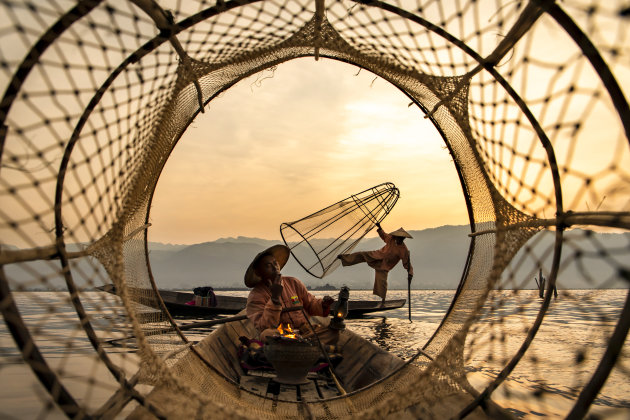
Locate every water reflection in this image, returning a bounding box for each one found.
[372,318,393,351]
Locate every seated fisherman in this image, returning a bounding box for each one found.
[245,244,338,345]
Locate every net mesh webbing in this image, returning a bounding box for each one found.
[280,182,399,278]
[1,0,629,418]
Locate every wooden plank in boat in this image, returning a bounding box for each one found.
[347,352,405,390]
[203,337,240,381]
[336,329,352,348]
[228,318,257,341]
[195,318,259,383]
[239,374,340,401]
[334,332,373,381]
[203,341,234,379]
[334,328,407,392]
[218,328,245,373]
[222,316,260,345]
[222,320,258,354]
[340,355,376,391]
[222,321,244,344]
[242,321,258,338]
[215,333,245,379]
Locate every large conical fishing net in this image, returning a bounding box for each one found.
[1,0,629,418]
[280,182,399,278]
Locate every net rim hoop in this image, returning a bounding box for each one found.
[350,184,399,226]
[279,182,399,278]
[280,222,326,278]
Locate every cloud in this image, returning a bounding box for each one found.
[149,58,468,244]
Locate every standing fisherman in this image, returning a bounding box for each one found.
[337,222,413,304]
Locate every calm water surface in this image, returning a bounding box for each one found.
[1,289,628,419]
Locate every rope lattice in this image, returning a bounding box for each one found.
[0,0,629,418]
[280,182,399,278]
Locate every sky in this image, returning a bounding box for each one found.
[3,2,626,250]
[148,58,469,245]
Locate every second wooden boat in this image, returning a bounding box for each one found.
[97,285,406,317]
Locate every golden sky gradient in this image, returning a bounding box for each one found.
[148,58,468,245]
[1,3,628,251]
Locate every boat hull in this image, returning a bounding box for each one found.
[97,285,406,317]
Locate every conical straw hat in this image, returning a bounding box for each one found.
[389,227,413,239]
[244,244,291,287]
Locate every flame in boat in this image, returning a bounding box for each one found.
[276,323,297,339]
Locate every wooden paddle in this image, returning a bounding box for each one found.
[408,276,412,322]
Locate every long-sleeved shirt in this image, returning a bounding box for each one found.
[246,276,326,333]
[366,228,413,275]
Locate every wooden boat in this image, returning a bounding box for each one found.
[97,285,406,317]
[129,312,504,419]
[156,289,247,316]
[130,311,409,418]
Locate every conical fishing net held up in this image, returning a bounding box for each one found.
[0,0,630,419]
[280,182,399,278]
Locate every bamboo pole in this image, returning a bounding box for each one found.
[407,277,412,322]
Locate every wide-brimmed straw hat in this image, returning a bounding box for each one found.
[389,227,413,239]
[244,244,291,288]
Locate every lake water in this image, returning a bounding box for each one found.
[1,289,628,418]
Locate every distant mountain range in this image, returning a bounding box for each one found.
[143,225,472,291]
[4,225,628,290]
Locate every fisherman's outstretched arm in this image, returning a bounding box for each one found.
[376,224,390,242]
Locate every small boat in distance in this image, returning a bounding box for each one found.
[307,283,338,291]
[96,284,406,317]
